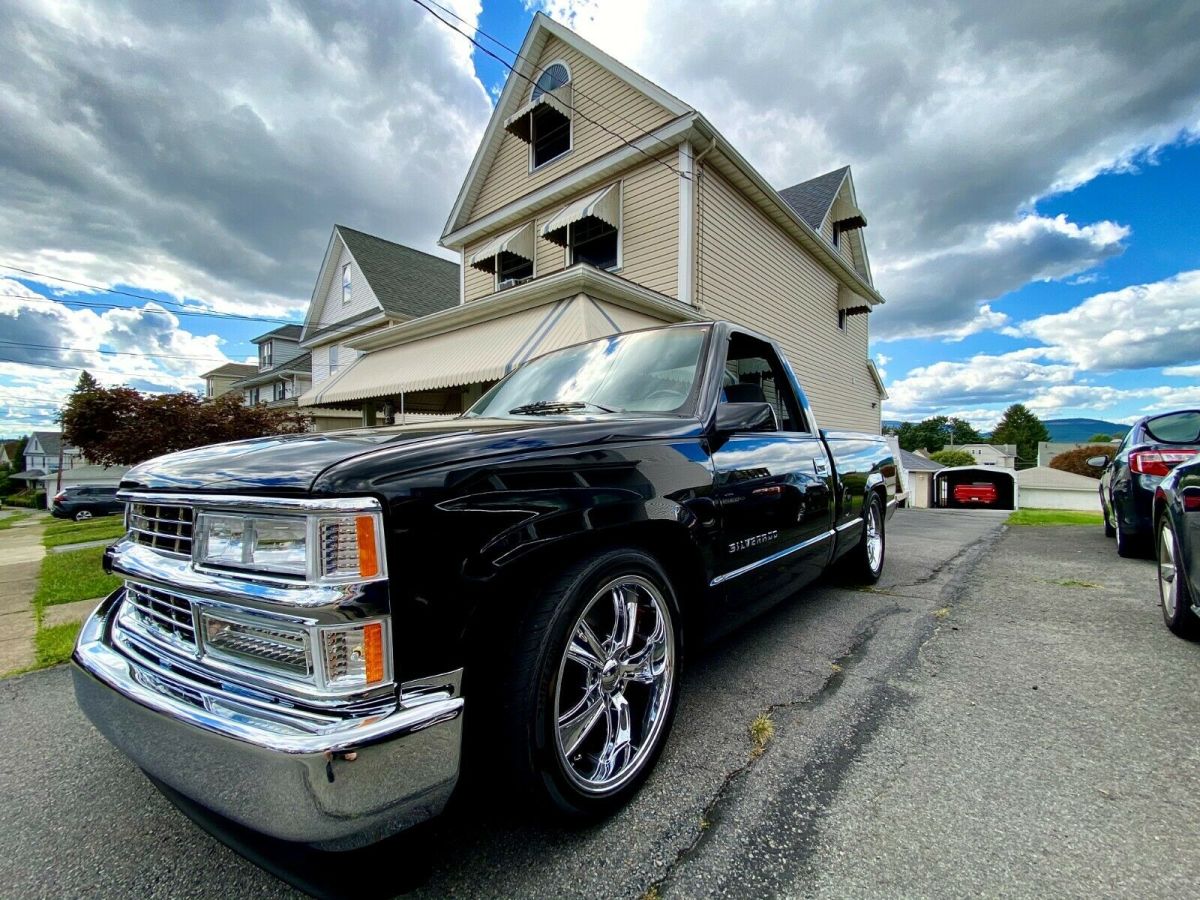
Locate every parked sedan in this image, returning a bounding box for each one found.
[1154,456,1200,637]
[1090,410,1200,557]
[51,485,123,521]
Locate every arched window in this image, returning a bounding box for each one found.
[531,62,570,101]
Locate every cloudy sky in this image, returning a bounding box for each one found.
[1,0,1198,436]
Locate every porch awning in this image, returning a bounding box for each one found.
[467,222,535,275]
[541,184,619,247]
[297,295,667,408]
[503,85,573,143]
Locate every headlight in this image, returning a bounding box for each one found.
[193,509,385,583]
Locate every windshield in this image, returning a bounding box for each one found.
[1144,410,1200,444]
[465,325,710,419]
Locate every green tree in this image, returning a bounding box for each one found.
[929,449,975,467]
[896,416,948,452]
[991,403,1050,470]
[1087,433,1112,443]
[947,417,983,445]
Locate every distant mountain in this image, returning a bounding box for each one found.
[1042,418,1130,442]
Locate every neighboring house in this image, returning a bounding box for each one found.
[200,363,257,399]
[1017,466,1101,512]
[957,443,1017,469]
[24,431,82,473]
[1038,440,1119,468]
[300,13,887,432]
[296,225,460,427]
[898,449,945,509]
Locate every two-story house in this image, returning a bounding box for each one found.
[296,225,460,426]
[299,14,886,432]
[24,431,82,474]
[200,362,257,399]
[958,443,1018,469]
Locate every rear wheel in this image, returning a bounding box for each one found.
[497,549,682,818]
[1114,509,1143,558]
[1102,503,1115,538]
[844,493,885,584]
[1158,515,1200,639]
[74,509,93,522]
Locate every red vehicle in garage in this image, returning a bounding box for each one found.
[953,482,999,506]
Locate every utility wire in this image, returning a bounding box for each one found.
[423,0,685,161]
[408,0,689,183]
[0,290,295,329]
[0,338,230,364]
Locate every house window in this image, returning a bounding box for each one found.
[247,388,260,405]
[329,345,340,374]
[837,309,847,331]
[341,263,352,305]
[530,63,571,169]
[273,381,289,402]
[531,63,569,101]
[569,217,619,270]
[496,252,533,288]
[261,341,273,368]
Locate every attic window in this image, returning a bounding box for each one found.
[504,61,572,170]
[341,263,352,305]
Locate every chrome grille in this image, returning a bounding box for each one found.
[124,582,196,648]
[128,502,193,556]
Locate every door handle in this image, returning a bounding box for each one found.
[814,459,831,476]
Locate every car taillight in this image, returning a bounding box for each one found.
[54,492,66,503]
[1130,449,1200,477]
[1183,491,1200,513]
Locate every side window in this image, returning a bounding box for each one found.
[720,333,808,433]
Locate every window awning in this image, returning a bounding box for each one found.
[467,222,535,274]
[541,184,620,247]
[296,295,667,408]
[503,84,573,143]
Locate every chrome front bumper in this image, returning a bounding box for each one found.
[72,591,464,849]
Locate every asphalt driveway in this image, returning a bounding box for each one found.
[1,509,1195,898]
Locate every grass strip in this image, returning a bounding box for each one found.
[35,622,83,668]
[33,546,121,611]
[0,511,32,530]
[43,515,126,548]
[1007,508,1105,527]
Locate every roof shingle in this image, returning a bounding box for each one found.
[336,226,459,320]
[777,166,850,230]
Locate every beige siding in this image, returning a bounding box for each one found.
[697,169,879,433]
[463,244,495,303]
[467,36,676,222]
[619,159,679,297]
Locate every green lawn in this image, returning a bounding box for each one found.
[35,622,82,668]
[32,546,121,610]
[0,511,32,530]
[1007,508,1105,527]
[43,515,126,548]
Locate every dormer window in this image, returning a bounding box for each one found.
[261,341,273,368]
[504,61,572,171]
[341,263,352,304]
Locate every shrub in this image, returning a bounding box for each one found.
[1049,445,1114,479]
[929,449,975,467]
[5,490,46,509]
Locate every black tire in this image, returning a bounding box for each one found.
[493,548,682,819]
[1103,504,1115,538]
[1114,511,1144,559]
[845,493,886,584]
[1158,515,1200,639]
[74,508,94,522]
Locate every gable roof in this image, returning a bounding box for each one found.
[900,449,945,472]
[231,352,313,389]
[251,324,303,344]
[30,431,70,457]
[442,12,692,239]
[778,167,850,230]
[335,225,459,319]
[201,362,257,380]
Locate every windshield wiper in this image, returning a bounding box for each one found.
[508,399,618,416]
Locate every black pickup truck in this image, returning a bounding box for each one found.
[73,321,896,851]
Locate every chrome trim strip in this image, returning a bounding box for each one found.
[836,517,864,533]
[886,497,898,509]
[710,529,835,586]
[118,491,383,515]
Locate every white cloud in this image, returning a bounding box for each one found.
[883,348,1075,417]
[1015,269,1200,371]
[530,1,1199,337]
[1164,363,1200,377]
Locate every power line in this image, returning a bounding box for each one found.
[424,0,685,161]
[0,338,229,364]
[408,0,689,183]
[0,290,294,329]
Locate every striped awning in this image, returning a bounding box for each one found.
[296,295,668,407]
[503,84,573,143]
[467,222,535,274]
[540,184,620,247]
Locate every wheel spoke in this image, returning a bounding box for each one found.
[567,621,606,671]
[594,691,633,781]
[610,586,638,652]
[558,691,606,758]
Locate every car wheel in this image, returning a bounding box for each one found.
[844,493,885,584]
[1114,509,1143,558]
[1157,515,1199,639]
[74,509,93,522]
[498,549,681,818]
[1102,503,1115,538]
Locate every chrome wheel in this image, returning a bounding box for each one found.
[1159,524,1179,619]
[75,510,93,521]
[554,574,675,795]
[865,503,883,574]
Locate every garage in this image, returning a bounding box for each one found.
[934,465,1018,511]
[1016,466,1101,511]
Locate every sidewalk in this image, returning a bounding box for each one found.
[0,516,46,674]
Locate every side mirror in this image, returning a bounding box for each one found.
[1086,455,1110,469]
[715,401,776,433]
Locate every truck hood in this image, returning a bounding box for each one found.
[120,415,703,494]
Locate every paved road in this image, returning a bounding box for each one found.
[2,509,1193,898]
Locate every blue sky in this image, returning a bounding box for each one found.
[1,0,1198,437]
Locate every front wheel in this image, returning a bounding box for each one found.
[1158,515,1199,639]
[499,549,682,818]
